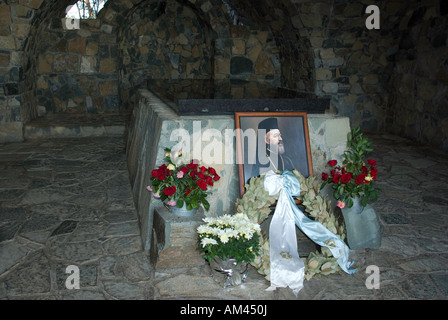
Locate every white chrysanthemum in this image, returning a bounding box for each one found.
[197,225,208,234]
[201,237,218,247]
[202,217,217,225]
[237,227,253,239]
[219,215,233,227]
[199,213,260,241]
[200,225,219,236]
[233,213,246,221]
[225,228,239,239]
[218,229,231,243]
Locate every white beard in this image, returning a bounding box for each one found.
[278,142,285,154]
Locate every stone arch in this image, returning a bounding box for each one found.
[3,0,319,138]
[2,0,446,149]
[14,0,311,119]
[2,0,316,135]
[21,0,146,115]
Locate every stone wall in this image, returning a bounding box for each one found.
[0,0,41,142]
[118,0,215,109]
[214,26,281,84]
[287,0,394,132]
[211,0,394,134]
[127,88,350,251]
[35,18,119,114]
[0,0,125,143]
[118,0,282,109]
[1,0,447,149]
[388,1,448,149]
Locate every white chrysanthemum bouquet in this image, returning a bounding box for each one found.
[197,213,261,265]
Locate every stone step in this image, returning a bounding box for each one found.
[24,113,129,139]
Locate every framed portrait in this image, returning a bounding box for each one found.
[235,112,313,197]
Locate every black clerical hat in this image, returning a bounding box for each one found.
[258,117,279,133]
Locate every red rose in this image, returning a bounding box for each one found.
[332,174,341,184]
[197,180,207,190]
[200,166,207,173]
[180,166,189,174]
[328,160,337,167]
[190,171,196,178]
[367,159,377,166]
[213,174,220,181]
[208,167,216,175]
[370,167,378,179]
[187,162,198,171]
[206,176,213,186]
[163,186,176,196]
[321,172,329,180]
[151,169,159,178]
[341,173,352,183]
[355,173,366,185]
[157,173,166,181]
[197,172,206,179]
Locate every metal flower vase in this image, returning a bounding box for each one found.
[210,257,248,288]
[169,203,197,217]
[341,197,382,250]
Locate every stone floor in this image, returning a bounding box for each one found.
[0,124,447,300]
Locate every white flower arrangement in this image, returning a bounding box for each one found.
[197,213,261,264]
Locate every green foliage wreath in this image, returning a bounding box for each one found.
[235,170,347,280]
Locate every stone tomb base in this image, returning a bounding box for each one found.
[152,206,205,269]
[127,89,352,253]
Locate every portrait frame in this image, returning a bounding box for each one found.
[235,112,313,197]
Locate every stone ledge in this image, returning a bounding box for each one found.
[0,122,24,143]
[22,114,127,139]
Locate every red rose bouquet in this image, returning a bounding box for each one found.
[146,148,220,211]
[321,127,379,208]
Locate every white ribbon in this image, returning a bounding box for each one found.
[264,170,357,295]
[265,171,304,295]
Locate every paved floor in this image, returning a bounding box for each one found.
[0,129,447,300]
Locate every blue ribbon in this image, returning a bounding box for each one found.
[265,170,357,275]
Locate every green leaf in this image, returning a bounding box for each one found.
[334,189,340,199]
[320,181,326,190]
[202,198,210,211]
[346,198,353,208]
[361,197,368,206]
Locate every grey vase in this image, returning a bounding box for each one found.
[169,203,197,217]
[210,257,248,288]
[341,197,382,250]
